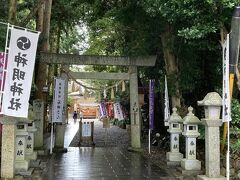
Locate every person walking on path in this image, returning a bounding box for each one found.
[73,111,78,123]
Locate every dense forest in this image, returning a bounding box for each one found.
[1,0,240,150]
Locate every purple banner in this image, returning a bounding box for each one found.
[100,102,107,118]
[149,79,155,130]
[0,52,7,92]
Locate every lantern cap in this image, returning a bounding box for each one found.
[183,106,201,124]
[233,6,240,18]
[169,107,183,123]
[197,92,222,106]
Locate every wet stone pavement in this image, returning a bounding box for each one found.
[43,147,172,180]
[21,118,194,180]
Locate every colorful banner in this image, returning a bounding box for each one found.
[149,79,155,130]
[99,102,107,118]
[222,34,231,122]
[0,52,7,92]
[0,52,8,114]
[52,78,65,122]
[3,28,39,117]
[113,102,124,120]
[164,75,170,126]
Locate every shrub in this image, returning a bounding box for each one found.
[231,98,240,128]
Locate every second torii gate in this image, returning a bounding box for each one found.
[40,52,156,151]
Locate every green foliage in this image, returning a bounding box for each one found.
[229,99,240,154]
[59,26,87,54]
[68,96,73,106]
[231,98,240,128]
[229,127,240,154]
[230,139,240,155]
[141,0,237,39]
[0,25,7,52]
[0,0,8,51]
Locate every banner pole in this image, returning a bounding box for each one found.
[148,129,151,154]
[226,120,230,179]
[50,78,56,154]
[2,23,10,91]
[50,122,53,154]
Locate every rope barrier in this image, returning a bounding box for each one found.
[62,68,126,93]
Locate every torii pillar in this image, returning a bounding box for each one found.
[128,66,141,151]
[53,65,69,153]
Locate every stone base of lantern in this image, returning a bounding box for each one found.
[166,152,183,166]
[15,160,30,171]
[127,147,143,152]
[197,175,225,180]
[26,151,37,160]
[36,148,47,155]
[181,158,201,170]
[53,147,68,153]
[15,167,34,176]
[180,159,202,176]
[178,167,203,176]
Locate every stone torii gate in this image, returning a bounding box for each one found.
[40,52,156,151]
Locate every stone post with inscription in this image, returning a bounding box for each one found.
[33,99,44,153]
[181,107,202,175]
[197,92,225,180]
[0,116,17,178]
[167,107,183,166]
[26,122,37,160]
[15,123,30,171]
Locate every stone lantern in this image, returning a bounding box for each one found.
[167,107,183,165]
[181,106,202,175]
[198,93,222,120]
[197,92,225,180]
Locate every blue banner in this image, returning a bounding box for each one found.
[149,79,155,130]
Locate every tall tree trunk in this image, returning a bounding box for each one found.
[161,24,181,108]
[36,3,44,31]
[8,0,16,24]
[20,0,45,27]
[35,0,52,100]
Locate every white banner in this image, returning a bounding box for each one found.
[164,75,170,126]
[222,34,231,122]
[3,28,39,117]
[113,102,124,120]
[52,78,65,122]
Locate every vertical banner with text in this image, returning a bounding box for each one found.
[164,76,170,126]
[222,34,231,122]
[113,102,124,120]
[3,28,39,117]
[52,78,65,123]
[149,79,155,130]
[99,102,107,118]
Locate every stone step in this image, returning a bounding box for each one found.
[15,167,34,176]
[30,159,41,168]
[39,161,48,169]
[30,169,43,179]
